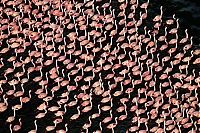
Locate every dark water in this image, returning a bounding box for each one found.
[163,0,200,47]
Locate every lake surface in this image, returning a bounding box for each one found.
[165,0,200,47]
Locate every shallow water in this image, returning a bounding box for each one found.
[167,0,200,47]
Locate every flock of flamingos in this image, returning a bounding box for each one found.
[0,0,200,132]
